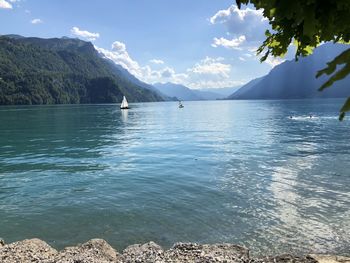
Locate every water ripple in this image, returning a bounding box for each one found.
[0,100,349,254]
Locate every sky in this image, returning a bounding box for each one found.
[0,0,295,89]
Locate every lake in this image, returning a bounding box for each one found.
[0,99,349,256]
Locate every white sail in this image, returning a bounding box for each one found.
[120,96,129,109]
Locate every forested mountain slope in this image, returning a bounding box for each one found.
[0,36,163,105]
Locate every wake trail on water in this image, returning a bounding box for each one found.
[288,116,339,121]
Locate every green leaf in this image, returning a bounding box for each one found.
[339,112,345,121]
[303,6,317,38]
[316,48,350,92]
[304,45,314,55]
[269,8,276,17]
[340,97,350,112]
[260,50,270,62]
[318,64,350,91]
[265,30,272,37]
[317,48,350,78]
[339,97,350,121]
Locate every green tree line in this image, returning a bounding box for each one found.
[0,36,162,105]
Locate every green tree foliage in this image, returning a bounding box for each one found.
[0,36,162,105]
[236,0,350,120]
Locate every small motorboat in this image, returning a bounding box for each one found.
[178,101,184,108]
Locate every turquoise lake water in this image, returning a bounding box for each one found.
[0,99,349,255]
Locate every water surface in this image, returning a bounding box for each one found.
[0,99,349,255]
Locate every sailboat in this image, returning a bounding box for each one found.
[120,96,129,109]
[178,101,184,108]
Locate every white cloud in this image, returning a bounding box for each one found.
[111,41,126,52]
[187,57,231,78]
[71,27,100,41]
[183,57,240,88]
[31,18,43,24]
[210,5,269,42]
[212,35,246,49]
[149,67,188,84]
[210,5,264,24]
[96,41,187,85]
[160,67,175,78]
[264,56,285,68]
[96,41,143,78]
[186,79,245,89]
[0,0,12,9]
[210,3,289,72]
[149,59,164,64]
[234,47,286,68]
[96,42,240,89]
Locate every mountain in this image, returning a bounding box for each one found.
[227,77,264,99]
[154,82,202,101]
[154,82,234,101]
[228,43,350,100]
[193,89,223,100]
[202,86,241,98]
[101,58,174,100]
[0,35,163,105]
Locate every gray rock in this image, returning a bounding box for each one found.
[309,254,350,263]
[163,242,249,263]
[122,241,164,262]
[257,254,318,263]
[0,238,57,263]
[53,238,120,263]
[0,238,348,263]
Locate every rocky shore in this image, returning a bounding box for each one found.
[0,238,349,263]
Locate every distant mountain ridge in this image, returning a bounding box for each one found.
[227,77,264,99]
[102,59,174,101]
[228,43,350,100]
[201,86,241,97]
[153,82,235,101]
[0,35,163,105]
[154,83,202,101]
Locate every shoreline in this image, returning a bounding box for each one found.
[1,238,349,263]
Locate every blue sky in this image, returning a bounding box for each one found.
[0,0,294,89]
